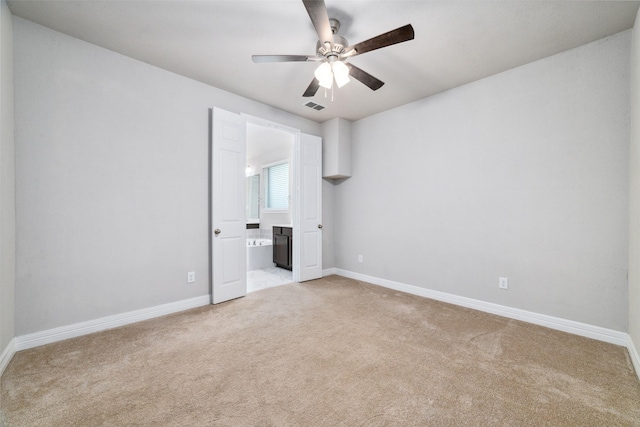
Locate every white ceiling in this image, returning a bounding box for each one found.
[7,0,640,123]
[247,122,293,161]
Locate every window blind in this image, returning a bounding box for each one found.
[265,163,289,210]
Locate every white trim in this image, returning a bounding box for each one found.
[0,337,16,376]
[242,114,300,135]
[334,269,628,346]
[6,274,637,379]
[15,295,211,351]
[322,267,338,277]
[627,335,640,380]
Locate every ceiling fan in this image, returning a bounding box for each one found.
[251,0,415,97]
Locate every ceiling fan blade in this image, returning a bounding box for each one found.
[252,55,318,63]
[302,78,321,97]
[346,64,385,91]
[302,0,334,48]
[344,24,415,58]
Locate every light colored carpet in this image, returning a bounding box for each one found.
[1,275,639,426]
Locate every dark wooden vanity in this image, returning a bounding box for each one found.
[273,226,292,270]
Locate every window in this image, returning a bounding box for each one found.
[263,162,289,211]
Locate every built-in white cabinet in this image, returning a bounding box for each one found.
[322,117,352,179]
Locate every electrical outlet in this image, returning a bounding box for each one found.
[187,272,195,283]
[499,277,508,290]
[358,255,363,263]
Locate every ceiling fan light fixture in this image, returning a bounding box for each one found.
[253,1,415,98]
[332,61,350,88]
[314,62,333,89]
[318,76,333,89]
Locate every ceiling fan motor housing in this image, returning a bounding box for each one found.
[252,2,414,97]
[316,34,349,60]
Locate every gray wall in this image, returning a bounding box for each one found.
[13,17,324,336]
[334,31,631,331]
[0,0,15,356]
[9,12,633,341]
[629,8,640,359]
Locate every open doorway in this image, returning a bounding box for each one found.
[245,122,295,293]
[210,107,322,304]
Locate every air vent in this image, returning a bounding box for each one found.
[303,101,326,111]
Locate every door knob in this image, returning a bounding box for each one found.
[214,229,221,235]
[318,224,323,229]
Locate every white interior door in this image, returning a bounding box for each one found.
[296,133,323,282]
[211,107,246,303]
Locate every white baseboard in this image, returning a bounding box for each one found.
[6,275,638,381]
[15,295,211,352]
[627,335,640,380]
[322,267,338,277]
[0,337,16,377]
[334,269,628,347]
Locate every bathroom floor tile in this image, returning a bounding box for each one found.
[247,267,293,293]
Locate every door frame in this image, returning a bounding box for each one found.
[243,114,303,282]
